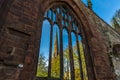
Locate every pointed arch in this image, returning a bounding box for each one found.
[36,19,51,77]
[35,0,98,80]
[51,24,60,78]
[36,2,91,80]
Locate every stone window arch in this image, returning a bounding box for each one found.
[36,3,89,80]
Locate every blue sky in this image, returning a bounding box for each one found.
[82,0,120,24]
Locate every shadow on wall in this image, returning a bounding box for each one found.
[109,44,120,80]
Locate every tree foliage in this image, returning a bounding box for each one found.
[51,55,60,78]
[63,42,88,80]
[79,42,88,80]
[36,53,48,77]
[87,0,92,10]
[111,9,120,33]
[36,42,88,80]
[63,47,71,80]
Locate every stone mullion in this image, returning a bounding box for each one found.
[60,28,64,79]
[76,34,84,80]
[47,10,49,18]
[68,32,75,80]
[48,25,53,77]
[59,5,64,79]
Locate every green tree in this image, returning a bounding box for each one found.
[79,42,88,80]
[51,55,60,78]
[111,9,120,33]
[63,47,71,80]
[36,53,48,77]
[87,0,92,10]
[51,32,60,78]
[63,42,88,80]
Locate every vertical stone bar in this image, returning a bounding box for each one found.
[68,32,75,80]
[76,34,84,80]
[60,28,64,79]
[48,25,53,77]
[59,6,64,79]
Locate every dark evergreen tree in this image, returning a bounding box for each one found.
[87,0,92,10]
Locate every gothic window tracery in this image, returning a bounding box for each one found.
[36,4,88,80]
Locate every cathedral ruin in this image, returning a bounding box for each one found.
[0,0,120,80]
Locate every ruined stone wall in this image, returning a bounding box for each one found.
[0,0,41,80]
[76,2,120,80]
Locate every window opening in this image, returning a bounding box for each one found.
[36,20,51,77]
[36,5,88,80]
[51,24,60,78]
